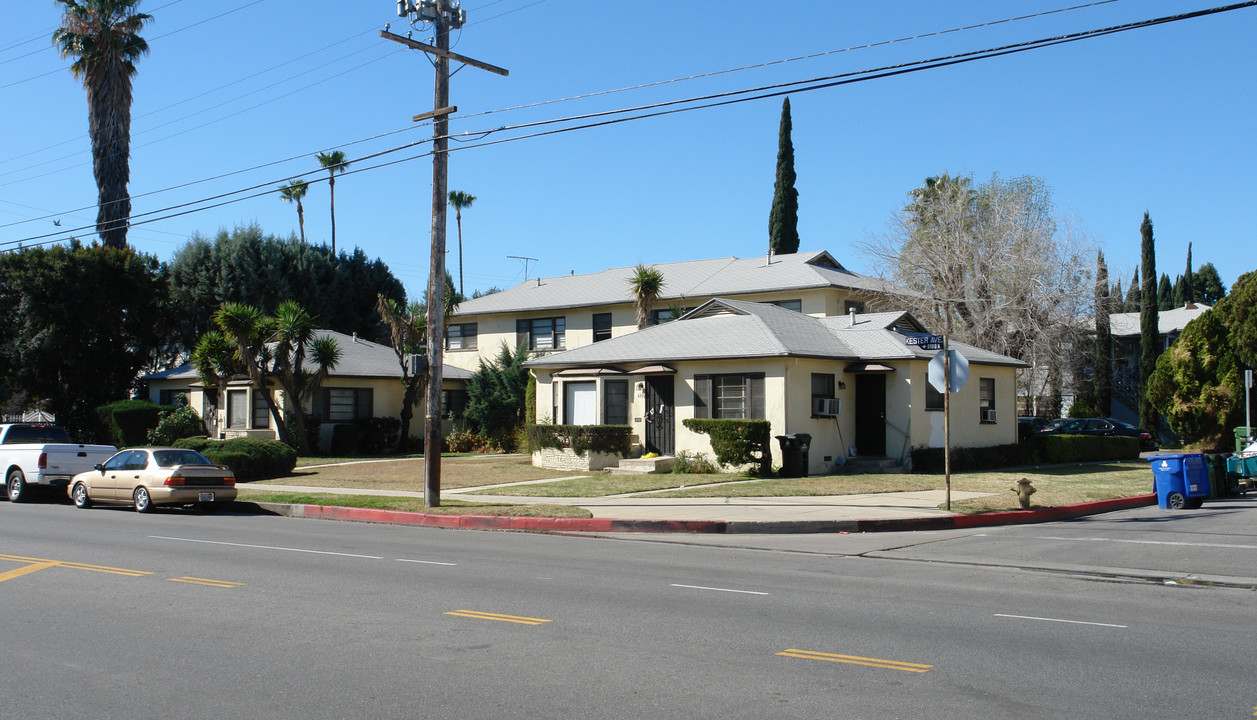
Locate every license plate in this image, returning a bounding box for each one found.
[198,492,215,502]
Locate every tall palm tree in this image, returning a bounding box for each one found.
[278,179,309,243]
[53,0,151,250]
[447,190,476,296]
[316,150,350,254]
[628,264,665,330]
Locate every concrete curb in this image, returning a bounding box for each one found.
[247,494,1159,534]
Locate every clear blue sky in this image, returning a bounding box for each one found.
[2,0,1254,303]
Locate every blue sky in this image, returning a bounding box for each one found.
[2,0,1254,303]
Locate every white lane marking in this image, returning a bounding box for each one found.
[994,613,1127,628]
[148,536,383,559]
[671,583,769,596]
[396,558,458,566]
[1034,535,1257,551]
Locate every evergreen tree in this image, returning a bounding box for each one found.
[768,97,799,254]
[1094,251,1113,417]
[1138,212,1160,432]
[1195,262,1227,305]
[462,343,530,450]
[1157,273,1174,310]
[1125,268,1141,312]
[1182,242,1195,304]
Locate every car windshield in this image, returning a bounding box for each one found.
[152,450,212,468]
[1110,419,1134,429]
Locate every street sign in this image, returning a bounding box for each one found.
[928,349,969,394]
[906,334,944,351]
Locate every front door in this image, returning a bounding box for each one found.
[643,376,675,455]
[563,382,597,425]
[854,374,886,456]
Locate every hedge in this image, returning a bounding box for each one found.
[172,436,298,481]
[96,399,165,448]
[910,434,1140,473]
[525,424,631,457]
[681,418,772,475]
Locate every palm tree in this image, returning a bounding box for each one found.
[447,190,476,296]
[278,179,309,243]
[53,0,151,250]
[628,264,665,330]
[316,150,350,254]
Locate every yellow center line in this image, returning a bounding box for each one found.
[0,561,59,583]
[777,649,933,673]
[444,610,551,625]
[168,577,244,588]
[0,553,152,579]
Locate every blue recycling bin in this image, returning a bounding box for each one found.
[1148,453,1210,509]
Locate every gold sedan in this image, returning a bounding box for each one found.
[70,448,237,513]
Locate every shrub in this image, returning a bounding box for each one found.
[358,417,400,455]
[525,424,631,457]
[97,399,165,448]
[910,435,1139,473]
[147,404,206,446]
[681,418,772,475]
[672,450,717,474]
[446,428,492,453]
[173,436,297,481]
[910,443,1035,473]
[1067,399,1097,419]
[329,423,362,456]
[1033,434,1139,463]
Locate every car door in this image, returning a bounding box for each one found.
[118,450,150,500]
[96,451,134,500]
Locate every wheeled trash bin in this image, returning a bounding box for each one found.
[775,433,811,478]
[1148,453,1210,509]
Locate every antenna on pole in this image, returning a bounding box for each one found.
[508,255,538,281]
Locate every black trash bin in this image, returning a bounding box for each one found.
[776,434,811,478]
[1206,454,1233,498]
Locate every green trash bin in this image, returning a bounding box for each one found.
[1236,427,1255,453]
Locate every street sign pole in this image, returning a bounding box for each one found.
[943,316,951,512]
[1246,368,1253,443]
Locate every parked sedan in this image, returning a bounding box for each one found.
[70,448,236,513]
[1039,417,1160,451]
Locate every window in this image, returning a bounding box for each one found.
[979,377,996,423]
[693,373,765,419]
[445,323,477,350]
[593,313,613,342]
[158,389,187,406]
[649,307,693,325]
[811,373,835,417]
[770,299,802,313]
[227,390,248,429]
[844,300,866,315]
[563,381,597,425]
[925,381,944,411]
[315,388,373,422]
[604,380,628,425]
[517,317,566,351]
[252,390,270,429]
[441,389,468,419]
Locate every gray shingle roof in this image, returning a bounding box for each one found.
[1109,304,1211,338]
[453,250,910,317]
[524,299,1028,369]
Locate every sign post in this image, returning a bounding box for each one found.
[928,346,969,511]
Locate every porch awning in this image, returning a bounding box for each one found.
[552,367,625,376]
[844,362,895,373]
[627,364,676,375]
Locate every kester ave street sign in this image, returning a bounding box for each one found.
[906,334,944,351]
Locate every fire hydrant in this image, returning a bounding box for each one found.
[1012,478,1036,510]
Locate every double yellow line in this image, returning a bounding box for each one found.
[0,553,152,579]
[169,576,245,589]
[777,649,932,673]
[445,610,551,626]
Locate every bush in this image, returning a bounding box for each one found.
[97,399,165,448]
[1033,434,1140,463]
[1067,399,1097,419]
[358,417,400,455]
[329,423,362,456]
[172,436,297,481]
[672,450,717,474]
[525,424,631,457]
[910,443,1035,473]
[446,428,492,453]
[910,435,1139,473]
[681,418,772,475]
[147,404,206,446]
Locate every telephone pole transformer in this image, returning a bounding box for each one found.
[383,0,507,508]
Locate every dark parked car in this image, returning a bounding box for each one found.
[1038,417,1159,451]
[1018,416,1046,442]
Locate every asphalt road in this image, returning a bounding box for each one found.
[2,496,1255,719]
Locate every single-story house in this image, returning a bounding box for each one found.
[142,330,471,447]
[524,298,1027,474]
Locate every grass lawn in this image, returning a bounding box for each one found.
[236,489,592,518]
[259,454,586,491]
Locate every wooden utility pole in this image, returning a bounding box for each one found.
[382,1,506,508]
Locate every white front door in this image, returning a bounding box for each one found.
[563,382,597,426]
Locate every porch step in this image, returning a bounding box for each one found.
[606,456,675,474]
[830,456,907,475]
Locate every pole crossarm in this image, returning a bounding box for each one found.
[380,30,509,76]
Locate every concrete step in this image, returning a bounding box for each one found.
[830,456,907,475]
[607,456,675,474]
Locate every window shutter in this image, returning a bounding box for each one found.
[312,389,326,419]
[356,388,374,420]
[748,373,765,419]
[693,375,711,419]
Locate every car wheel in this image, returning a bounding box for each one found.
[71,482,92,509]
[7,469,28,503]
[1167,492,1186,510]
[133,486,154,514]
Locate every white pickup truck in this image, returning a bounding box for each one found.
[0,424,117,502]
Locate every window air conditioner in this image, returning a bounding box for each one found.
[981,408,997,423]
[813,398,841,417]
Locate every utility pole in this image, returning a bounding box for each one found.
[383,0,507,507]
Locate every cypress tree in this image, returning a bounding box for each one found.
[768,97,799,255]
[1094,251,1113,417]
[1125,269,1140,312]
[1138,212,1160,432]
[1182,242,1195,305]
[1158,273,1174,310]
